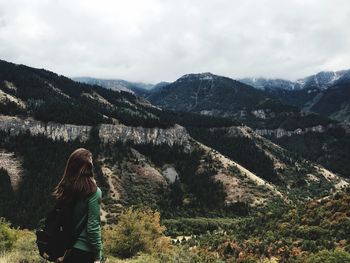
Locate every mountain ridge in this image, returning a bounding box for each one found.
[73,76,155,94]
[237,69,350,91]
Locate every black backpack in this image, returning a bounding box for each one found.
[36,199,87,262]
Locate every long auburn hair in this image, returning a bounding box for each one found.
[53,148,97,201]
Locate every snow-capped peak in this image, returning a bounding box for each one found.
[177,72,217,82]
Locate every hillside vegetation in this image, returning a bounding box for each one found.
[1,191,350,262]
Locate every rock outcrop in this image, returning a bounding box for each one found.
[99,124,190,146]
[0,115,191,146]
[254,125,333,138]
[0,115,91,142]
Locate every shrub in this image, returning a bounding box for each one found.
[103,208,171,258]
[0,229,45,263]
[239,257,257,263]
[0,218,17,252]
[305,249,350,263]
[103,253,160,263]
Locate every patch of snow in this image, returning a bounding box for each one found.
[314,75,320,88]
[200,110,214,116]
[200,75,213,81]
[331,71,340,83]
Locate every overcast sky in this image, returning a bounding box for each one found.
[0,0,350,83]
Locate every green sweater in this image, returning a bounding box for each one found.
[72,187,102,261]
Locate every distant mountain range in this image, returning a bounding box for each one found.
[150,70,350,121]
[76,69,350,122]
[76,69,350,93]
[144,72,336,130]
[239,70,350,122]
[240,69,350,91]
[73,76,154,94]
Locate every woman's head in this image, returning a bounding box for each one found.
[53,148,97,201]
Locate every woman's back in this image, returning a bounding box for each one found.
[72,187,102,261]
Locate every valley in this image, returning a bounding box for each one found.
[0,59,350,262]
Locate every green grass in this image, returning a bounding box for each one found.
[0,230,45,263]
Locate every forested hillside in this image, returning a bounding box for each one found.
[165,190,350,262]
[146,73,338,131]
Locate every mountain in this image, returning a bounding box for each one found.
[147,72,337,131]
[260,75,350,122]
[298,70,350,90]
[148,72,270,113]
[240,78,302,91]
[0,60,176,128]
[308,81,350,122]
[140,71,350,179]
[241,69,350,91]
[74,70,350,123]
[1,60,348,229]
[73,76,154,93]
[240,70,350,122]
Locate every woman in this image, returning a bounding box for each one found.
[52,148,102,263]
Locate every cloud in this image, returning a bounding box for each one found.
[0,0,350,83]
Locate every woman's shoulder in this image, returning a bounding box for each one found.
[89,186,102,200]
[96,186,102,197]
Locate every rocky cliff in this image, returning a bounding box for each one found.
[0,115,191,146]
[254,124,333,138]
[0,115,91,141]
[99,124,190,146]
